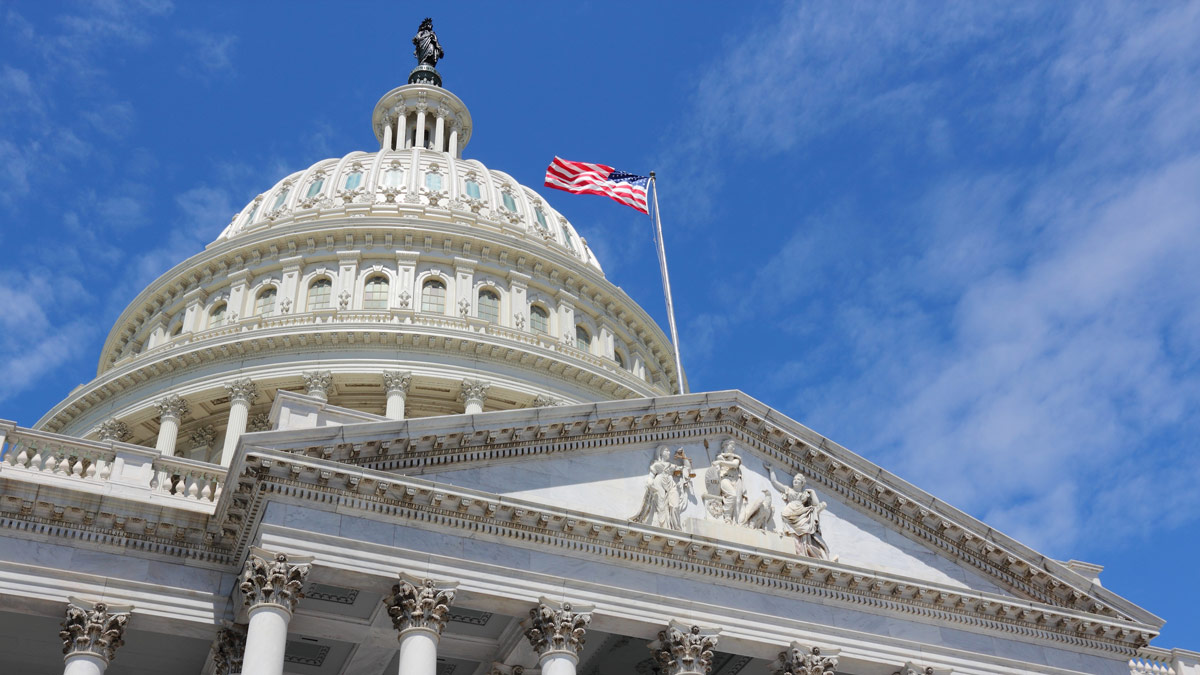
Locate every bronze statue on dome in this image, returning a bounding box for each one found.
[413,18,444,68]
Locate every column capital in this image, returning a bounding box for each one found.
[238,547,314,614]
[95,419,130,443]
[155,394,190,422]
[382,573,458,637]
[648,621,719,675]
[59,597,132,665]
[383,370,413,395]
[893,664,938,675]
[248,412,272,432]
[224,378,259,405]
[527,394,563,409]
[524,598,593,658]
[211,622,247,675]
[458,379,491,406]
[302,370,333,401]
[769,642,840,675]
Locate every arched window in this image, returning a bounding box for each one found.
[535,207,549,231]
[307,278,332,310]
[364,275,389,309]
[424,172,443,191]
[575,325,590,351]
[209,303,227,328]
[343,171,362,190]
[561,224,577,253]
[255,287,277,317]
[421,279,446,314]
[530,305,549,334]
[464,180,481,199]
[614,350,626,369]
[305,177,325,198]
[382,167,404,188]
[477,289,500,323]
[270,188,290,210]
[502,191,517,213]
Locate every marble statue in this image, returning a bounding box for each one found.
[739,489,775,530]
[766,464,833,561]
[631,446,694,529]
[702,440,746,524]
[413,18,444,68]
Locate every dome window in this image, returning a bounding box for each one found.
[364,275,389,309]
[270,188,290,210]
[421,279,447,314]
[255,287,277,317]
[209,303,227,329]
[305,177,325,198]
[561,224,577,253]
[464,180,481,200]
[307,278,332,310]
[535,207,549,231]
[615,350,626,370]
[530,305,549,334]
[382,168,404,188]
[477,289,500,323]
[575,325,591,352]
[502,191,518,213]
[425,172,443,192]
[343,172,363,191]
[244,200,261,225]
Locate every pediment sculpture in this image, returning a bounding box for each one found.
[701,440,775,529]
[631,446,695,529]
[766,464,834,562]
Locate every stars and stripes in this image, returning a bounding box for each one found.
[543,157,650,214]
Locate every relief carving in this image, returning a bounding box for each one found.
[766,464,833,561]
[631,446,694,530]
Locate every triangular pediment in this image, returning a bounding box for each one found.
[257,389,1162,640]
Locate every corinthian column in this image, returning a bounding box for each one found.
[154,395,190,457]
[302,370,333,401]
[221,379,259,466]
[648,622,720,675]
[458,378,490,415]
[211,623,247,675]
[769,642,840,675]
[382,574,458,675]
[238,548,313,675]
[59,597,132,675]
[524,599,593,675]
[383,371,412,420]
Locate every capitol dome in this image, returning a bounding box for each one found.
[34,72,680,465]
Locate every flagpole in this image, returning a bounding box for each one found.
[649,172,687,394]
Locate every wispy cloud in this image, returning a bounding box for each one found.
[178,29,237,80]
[668,1,1200,557]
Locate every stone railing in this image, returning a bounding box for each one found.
[0,423,224,509]
[1131,647,1200,675]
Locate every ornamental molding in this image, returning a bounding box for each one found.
[649,621,719,675]
[238,547,313,613]
[768,642,840,675]
[382,573,458,636]
[60,597,132,664]
[189,425,216,451]
[524,598,592,656]
[211,622,246,675]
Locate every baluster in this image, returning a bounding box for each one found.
[54,450,72,476]
[212,481,223,502]
[83,457,98,479]
[13,445,30,468]
[96,458,112,480]
[185,474,201,499]
[40,449,56,473]
[70,456,85,478]
[200,477,214,502]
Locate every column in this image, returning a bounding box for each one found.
[434,109,446,151]
[524,599,592,675]
[648,622,720,675]
[397,113,408,149]
[155,395,189,456]
[211,623,247,675]
[383,371,412,420]
[221,379,259,466]
[95,419,129,443]
[59,597,132,675]
[302,371,333,401]
[383,122,394,151]
[769,643,840,675]
[238,548,313,675]
[459,379,490,415]
[415,109,427,149]
[383,574,458,675]
[448,124,459,158]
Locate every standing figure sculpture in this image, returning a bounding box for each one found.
[702,440,746,524]
[631,447,694,529]
[766,464,834,561]
[413,18,444,68]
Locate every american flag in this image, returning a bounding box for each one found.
[543,157,650,214]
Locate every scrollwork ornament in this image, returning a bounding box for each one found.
[768,643,840,675]
[238,548,313,613]
[648,622,719,675]
[524,600,592,656]
[382,574,457,636]
[59,598,132,664]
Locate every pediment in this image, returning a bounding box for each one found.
[257,389,1162,640]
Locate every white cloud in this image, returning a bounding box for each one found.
[178,29,237,79]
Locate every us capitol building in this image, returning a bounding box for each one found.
[1,20,1195,675]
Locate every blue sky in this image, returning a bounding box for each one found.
[2,0,1198,649]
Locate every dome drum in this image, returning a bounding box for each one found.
[372,84,471,155]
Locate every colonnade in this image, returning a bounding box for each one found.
[99,371,566,461]
[56,548,959,675]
